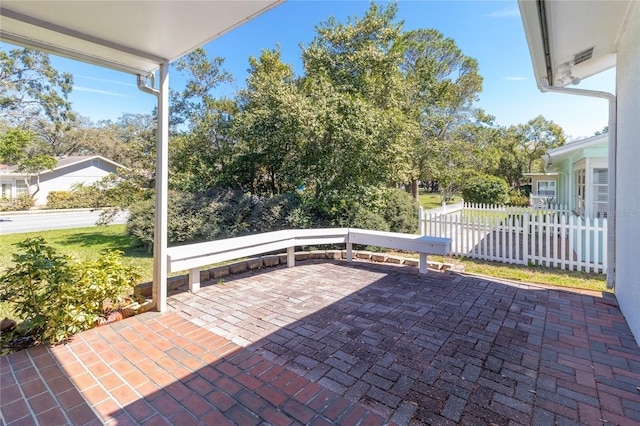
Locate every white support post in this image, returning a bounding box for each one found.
[287,246,295,267]
[346,242,353,262]
[189,268,200,292]
[152,62,169,313]
[419,252,427,274]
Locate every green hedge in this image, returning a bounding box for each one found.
[126,187,419,251]
[0,194,34,211]
[47,188,102,209]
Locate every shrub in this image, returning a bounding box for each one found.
[508,189,530,207]
[0,194,34,211]
[47,187,101,209]
[378,188,418,233]
[127,190,308,250]
[0,237,140,347]
[462,174,510,205]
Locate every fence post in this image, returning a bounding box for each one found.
[523,213,529,266]
[419,206,424,235]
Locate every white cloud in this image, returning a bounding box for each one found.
[484,7,520,18]
[75,74,136,88]
[74,86,134,98]
[503,76,527,81]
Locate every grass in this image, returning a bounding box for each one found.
[418,191,461,209]
[427,255,607,292]
[0,225,154,283]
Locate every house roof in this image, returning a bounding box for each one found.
[0,1,284,76]
[518,0,635,89]
[0,155,127,175]
[543,133,608,170]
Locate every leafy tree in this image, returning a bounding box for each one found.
[167,49,236,192]
[514,115,565,174]
[399,28,483,199]
[0,128,32,164]
[301,2,414,204]
[0,48,76,155]
[233,47,309,195]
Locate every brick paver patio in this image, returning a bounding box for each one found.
[2,259,640,425]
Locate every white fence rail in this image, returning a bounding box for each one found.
[419,203,606,274]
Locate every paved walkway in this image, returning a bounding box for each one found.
[2,259,640,425]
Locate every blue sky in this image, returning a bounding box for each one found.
[5,0,614,141]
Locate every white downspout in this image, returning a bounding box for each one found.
[540,77,616,289]
[137,64,170,312]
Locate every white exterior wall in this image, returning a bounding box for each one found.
[615,2,640,345]
[33,160,117,205]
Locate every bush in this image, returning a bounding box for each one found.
[508,189,530,207]
[127,190,308,250]
[0,237,140,348]
[461,174,510,205]
[47,187,101,209]
[0,194,34,211]
[378,188,418,233]
[126,186,420,250]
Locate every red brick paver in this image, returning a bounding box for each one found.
[2,259,640,425]
[170,260,640,425]
[1,309,385,425]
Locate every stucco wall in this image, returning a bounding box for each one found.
[33,160,118,205]
[614,2,640,345]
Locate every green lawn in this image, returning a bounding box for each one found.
[0,225,155,283]
[418,191,461,209]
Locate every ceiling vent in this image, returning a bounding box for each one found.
[573,47,594,66]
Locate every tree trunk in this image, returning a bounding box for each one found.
[411,180,419,200]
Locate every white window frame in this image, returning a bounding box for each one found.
[536,180,556,198]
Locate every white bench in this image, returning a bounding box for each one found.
[167,228,451,292]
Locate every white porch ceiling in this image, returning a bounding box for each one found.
[518,0,635,88]
[0,0,284,76]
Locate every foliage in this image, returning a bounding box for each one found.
[0,194,35,212]
[126,190,306,251]
[513,115,565,175]
[0,128,33,164]
[461,174,510,205]
[0,48,76,156]
[508,189,530,207]
[0,237,140,348]
[301,3,415,200]
[46,188,101,209]
[233,47,309,195]
[399,28,483,198]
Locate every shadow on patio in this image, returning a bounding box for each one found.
[2,260,640,425]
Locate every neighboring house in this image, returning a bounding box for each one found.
[542,133,608,218]
[518,0,639,344]
[0,155,126,206]
[522,172,558,207]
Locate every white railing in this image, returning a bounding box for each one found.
[419,205,606,274]
[530,195,556,208]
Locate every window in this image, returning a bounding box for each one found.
[16,181,29,196]
[536,180,556,197]
[575,169,585,216]
[593,168,608,218]
[1,183,11,198]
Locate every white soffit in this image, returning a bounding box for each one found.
[0,1,284,76]
[518,0,634,88]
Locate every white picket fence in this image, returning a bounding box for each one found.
[418,203,607,274]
